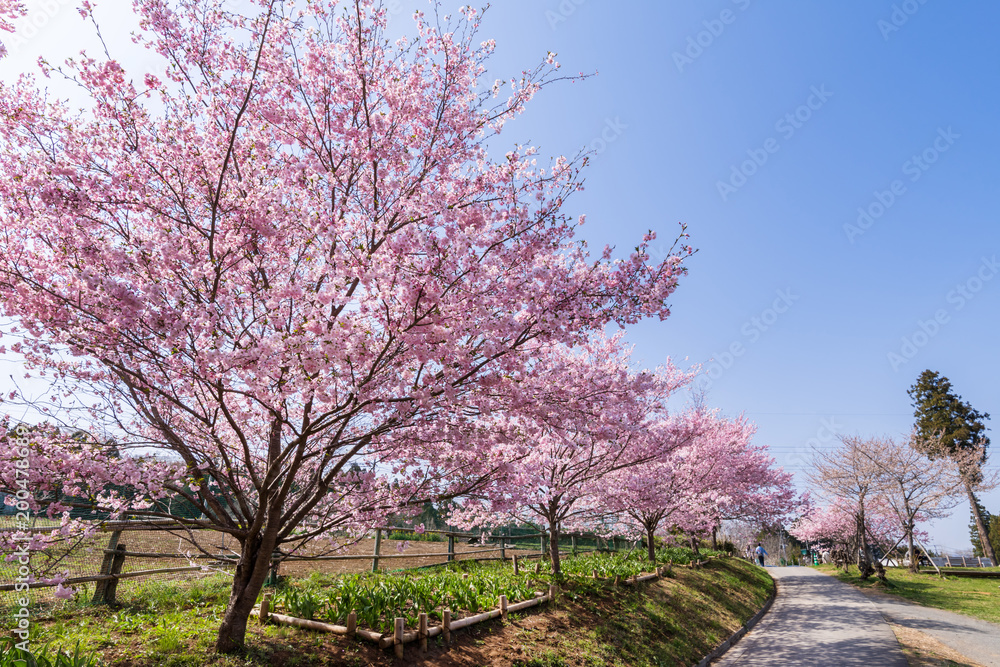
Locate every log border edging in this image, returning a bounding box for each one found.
[695,578,777,667]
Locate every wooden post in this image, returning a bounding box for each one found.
[103,543,128,604]
[571,534,577,556]
[443,609,452,644]
[394,617,404,659]
[92,530,122,604]
[499,594,508,620]
[534,560,541,574]
[613,574,621,586]
[260,593,271,624]
[540,533,545,558]
[513,554,519,575]
[548,584,557,602]
[347,611,357,637]
[501,539,506,561]
[419,612,428,651]
[592,569,598,579]
[448,534,455,562]
[267,549,280,585]
[371,529,382,573]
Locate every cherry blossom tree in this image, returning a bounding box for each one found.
[703,421,802,546]
[606,409,802,561]
[808,435,886,579]
[870,434,968,571]
[791,501,855,565]
[450,337,693,576]
[793,496,905,570]
[0,0,692,651]
[0,0,23,59]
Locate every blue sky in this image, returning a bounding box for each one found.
[472,0,1000,552]
[3,0,998,551]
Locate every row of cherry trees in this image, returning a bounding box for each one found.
[448,341,802,573]
[791,433,994,577]
[0,0,799,653]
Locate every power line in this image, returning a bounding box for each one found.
[744,412,913,417]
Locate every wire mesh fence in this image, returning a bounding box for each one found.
[0,518,239,621]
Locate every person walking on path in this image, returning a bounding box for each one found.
[755,543,767,566]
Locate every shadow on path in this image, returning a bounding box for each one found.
[714,567,907,666]
[852,583,1000,667]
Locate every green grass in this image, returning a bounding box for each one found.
[505,557,773,667]
[273,560,541,632]
[385,530,444,542]
[21,551,771,666]
[0,637,101,666]
[817,564,1000,624]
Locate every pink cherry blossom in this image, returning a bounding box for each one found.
[0,0,692,652]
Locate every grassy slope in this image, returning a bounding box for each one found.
[28,558,773,667]
[816,565,1000,625]
[495,558,774,667]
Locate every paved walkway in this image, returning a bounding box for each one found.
[855,585,1000,667]
[714,567,908,666]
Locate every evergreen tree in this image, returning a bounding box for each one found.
[909,370,995,562]
[969,500,991,556]
[990,515,1000,563]
[970,503,1000,561]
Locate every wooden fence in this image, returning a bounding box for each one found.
[253,561,694,659]
[0,522,631,605]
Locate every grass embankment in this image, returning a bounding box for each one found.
[15,552,773,667]
[816,564,1000,625]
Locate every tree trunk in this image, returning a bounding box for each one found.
[966,482,997,563]
[548,519,562,577]
[689,534,699,555]
[906,523,918,573]
[215,530,277,653]
[856,511,873,580]
[647,525,656,563]
[711,526,718,551]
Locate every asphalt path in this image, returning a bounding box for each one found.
[714,566,908,666]
[854,583,1000,667]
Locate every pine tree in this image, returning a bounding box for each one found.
[969,500,991,556]
[990,514,1000,563]
[909,370,995,562]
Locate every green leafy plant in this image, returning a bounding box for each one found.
[273,587,322,620]
[0,638,101,667]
